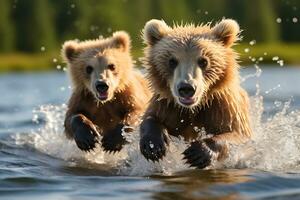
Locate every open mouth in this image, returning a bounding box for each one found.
[178,97,197,106]
[97,92,108,101]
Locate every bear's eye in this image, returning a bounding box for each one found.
[197,57,208,69]
[86,65,93,74]
[169,57,178,69]
[107,64,115,71]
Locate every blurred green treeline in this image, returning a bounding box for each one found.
[0,0,299,71]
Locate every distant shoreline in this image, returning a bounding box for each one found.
[0,43,299,73]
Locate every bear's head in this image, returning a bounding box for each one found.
[143,19,240,109]
[62,31,132,103]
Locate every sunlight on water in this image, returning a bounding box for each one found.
[13,67,300,176]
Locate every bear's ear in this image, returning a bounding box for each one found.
[211,19,240,47]
[143,19,170,45]
[61,40,80,62]
[111,31,131,52]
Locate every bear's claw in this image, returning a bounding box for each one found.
[70,114,100,152]
[140,134,167,162]
[74,127,99,152]
[101,124,128,153]
[182,141,213,169]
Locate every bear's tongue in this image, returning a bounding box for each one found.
[179,97,195,105]
[98,91,108,100]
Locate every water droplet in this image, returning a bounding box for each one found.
[149,142,154,149]
[193,126,200,132]
[265,84,281,94]
[53,58,57,63]
[272,56,279,61]
[107,28,112,33]
[56,65,61,70]
[292,17,298,23]
[264,52,268,56]
[180,119,184,123]
[40,46,46,51]
[70,4,75,8]
[204,11,208,15]
[277,60,284,66]
[276,18,282,23]
[244,48,250,53]
[274,101,282,107]
[32,114,39,123]
[90,25,99,32]
[249,40,256,45]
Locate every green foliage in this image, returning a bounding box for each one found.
[0,52,58,72]
[0,0,14,52]
[244,0,280,43]
[14,0,56,52]
[235,43,300,65]
[0,0,299,54]
[278,0,300,42]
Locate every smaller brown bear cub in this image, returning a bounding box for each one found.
[62,31,151,152]
[140,19,252,168]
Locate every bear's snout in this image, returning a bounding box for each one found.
[177,82,195,98]
[95,80,109,93]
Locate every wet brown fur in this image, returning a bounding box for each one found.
[142,19,252,161]
[62,32,151,144]
[64,73,150,138]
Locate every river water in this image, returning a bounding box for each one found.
[0,66,300,200]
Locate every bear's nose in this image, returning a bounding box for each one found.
[177,82,195,98]
[95,81,109,93]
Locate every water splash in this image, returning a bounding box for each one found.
[13,104,188,176]
[12,69,300,175]
[225,96,300,172]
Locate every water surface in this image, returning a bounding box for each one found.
[0,66,300,199]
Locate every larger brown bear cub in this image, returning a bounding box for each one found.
[140,19,252,168]
[62,31,151,152]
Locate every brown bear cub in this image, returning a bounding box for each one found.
[140,19,252,168]
[62,31,151,152]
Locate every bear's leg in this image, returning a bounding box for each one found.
[71,114,100,151]
[182,138,227,169]
[101,124,130,153]
[140,117,169,162]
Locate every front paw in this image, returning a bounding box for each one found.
[71,115,99,152]
[101,124,128,153]
[74,128,99,151]
[140,133,167,162]
[183,141,213,169]
[74,127,99,152]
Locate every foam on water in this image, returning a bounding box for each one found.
[225,95,300,171]
[12,68,300,176]
[13,104,189,176]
